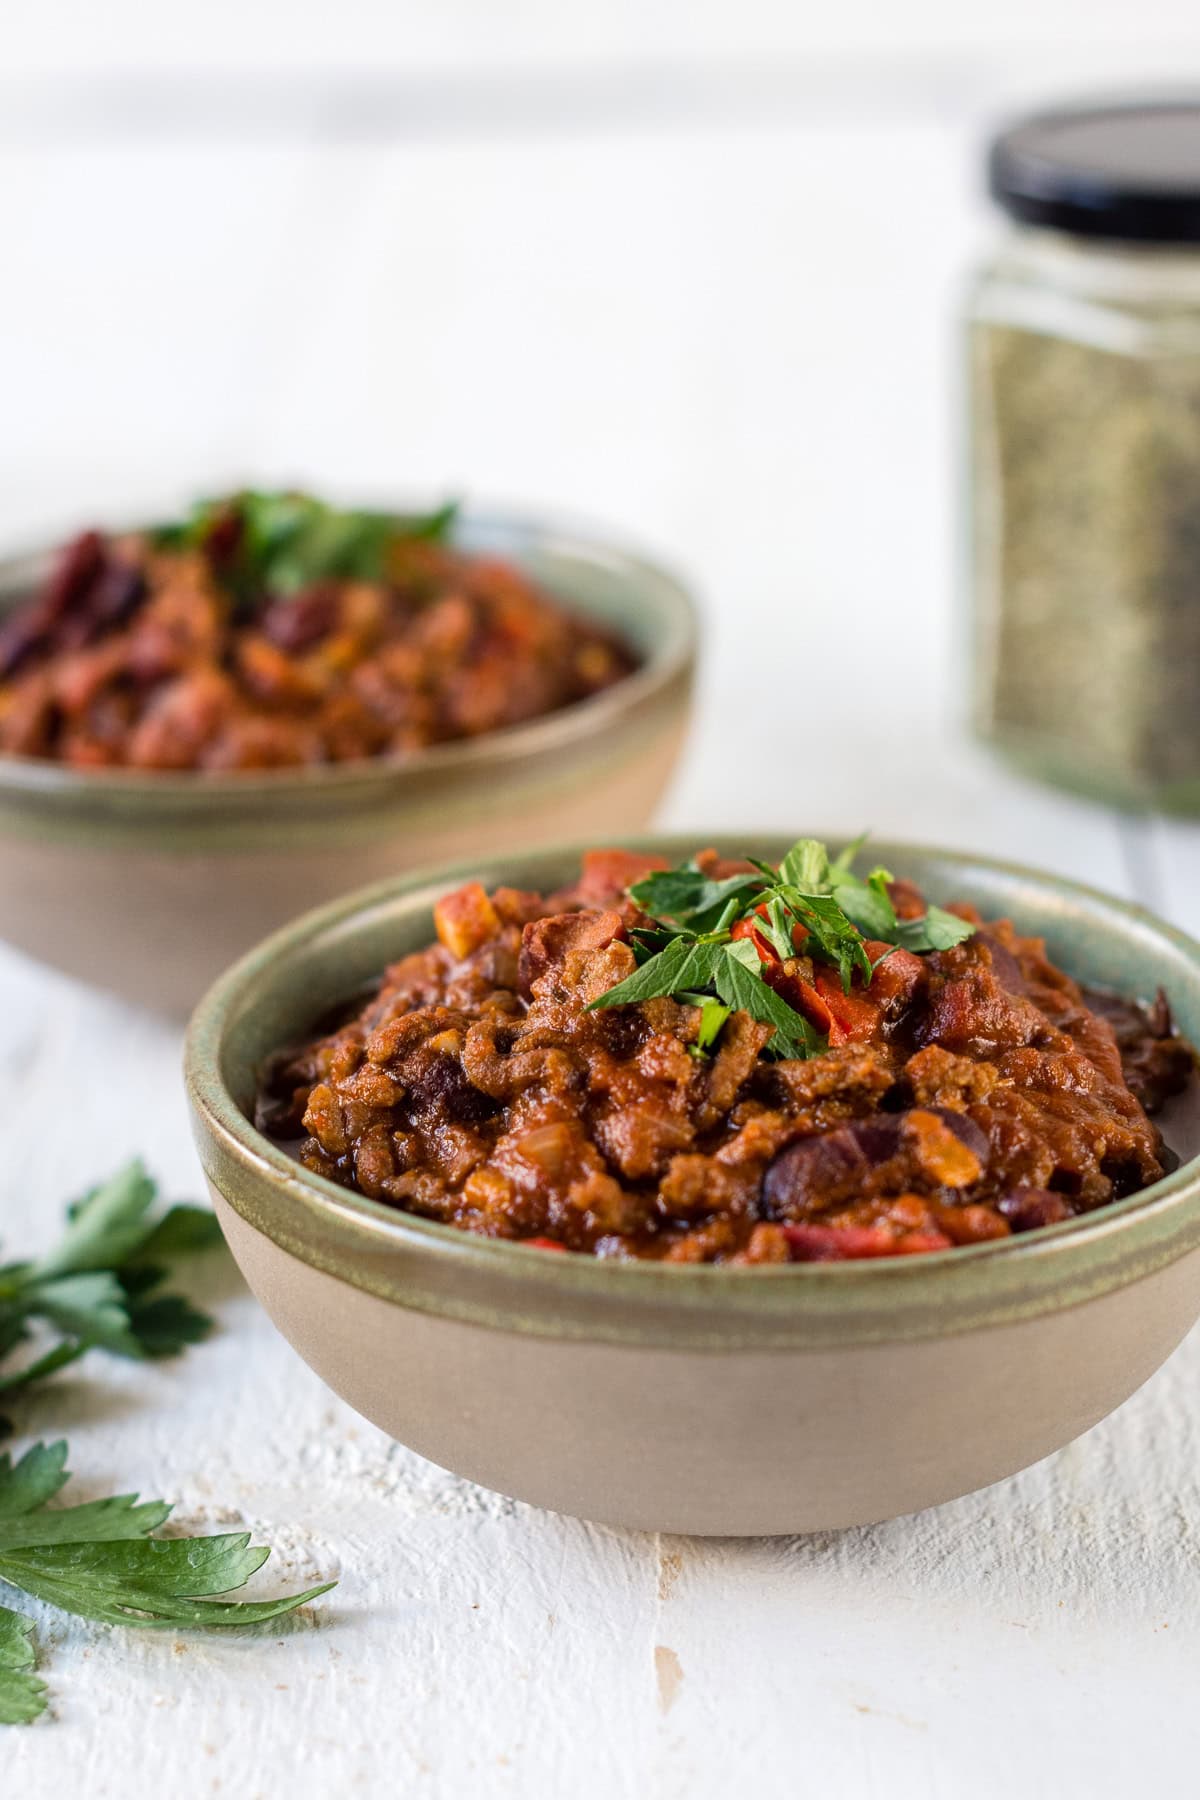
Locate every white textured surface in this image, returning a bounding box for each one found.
[8,29,1200,1795]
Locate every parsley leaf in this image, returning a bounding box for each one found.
[712,947,824,1059]
[778,839,831,891]
[118,1293,213,1360]
[0,1164,223,1433]
[628,865,764,933]
[0,1535,331,1630]
[894,903,977,953]
[778,889,873,993]
[831,866,899,940]
[0,1603,45,1725]
[0,1442,67,1518]
[590,937,724,1010]
[0,1442,334,1721]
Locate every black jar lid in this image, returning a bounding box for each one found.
[990,99,1200,244]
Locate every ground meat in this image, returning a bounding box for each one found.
[0,523,635,770]
[256,850,1196,1262]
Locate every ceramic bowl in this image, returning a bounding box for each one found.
[0,510,696,1013]
[185,837,1200,1535]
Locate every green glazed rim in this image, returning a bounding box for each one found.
[0,507,698,848]
[185,836,1200,1350]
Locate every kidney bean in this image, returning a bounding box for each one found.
[995,1188,1074,1232]
[761,1106,989,1221]
[261,585,338,653]
[761,1116,904,1220]
[56,561,146,651]
[924,1105,990,1163]
[43,529,105,616]
[0,611,49,680]
[0,530,106,674]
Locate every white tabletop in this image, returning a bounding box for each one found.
[6,74,1200,1800]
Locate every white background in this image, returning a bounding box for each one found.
[6,3,1200,1794]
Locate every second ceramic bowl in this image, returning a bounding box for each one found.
[0,508,696,1013]
[186,838,1200,1535]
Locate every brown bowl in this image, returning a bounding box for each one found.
[185,837,1200,1535]
[0,508,697,1013]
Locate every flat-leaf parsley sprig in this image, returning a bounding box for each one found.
[0,1442,334,1725]
[0,1160,222,1435]
[587,836,974,1059]
[0,1163,336,1726]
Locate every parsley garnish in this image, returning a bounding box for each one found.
[588,836,975,1059]
[0,1161,221,1433]
[0,1443,333,1724]
[155,490,460,606]
[714,939,825,1060]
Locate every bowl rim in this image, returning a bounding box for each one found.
[184,834,1200,1348]
[0,501,698,807]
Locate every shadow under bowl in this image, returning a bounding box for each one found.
[185,836,1200,1534]
[0,508,697,1013]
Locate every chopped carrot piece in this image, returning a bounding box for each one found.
[434,880,501,959]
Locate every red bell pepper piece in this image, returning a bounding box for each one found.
[759,965,835,1036]
[731,914,921,1050]
[730,914,776,964]
[811,967,883,1044]
[784,1223,896,1260]
[783,1222,952,1261]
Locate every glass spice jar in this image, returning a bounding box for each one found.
[967,100,1200,811]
